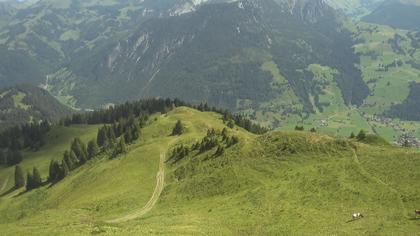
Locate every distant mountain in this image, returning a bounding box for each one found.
[0,2,14,27]
[325,0,385,17]
[44,0,368,115]
[0,0,233,88]
[0,84,73,127]
[363,0,420,30]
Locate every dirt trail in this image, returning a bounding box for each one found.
[106,153,166,223]
[0,176,9,193]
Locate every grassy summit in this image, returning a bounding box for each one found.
[0,107,419,235]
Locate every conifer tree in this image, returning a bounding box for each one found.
[26,172,34,190]
[48,160,56,182]
[108,127,116,143]
[69,150,79,168]
[132,123,140,141]
[172,120,184,136]
[63,150,74,170]
[87,140,99,158]
[349,132,356,139]
[124,128,133,144]
[227,120,235,129]
[71,138,88,164]
[60,160,69,179]
[97,126,108,148]
[113,137,127,157]
[32,167,42,188]
[14,165,25,188]
[49,160,61,182]
[357,130,366,141]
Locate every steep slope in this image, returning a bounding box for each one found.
[0,107,418,235]
[53,0,368,113]
[0,84,73,127]
[363,0,420,30]
[0,0,225,86]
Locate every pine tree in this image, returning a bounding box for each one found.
[402,139,411,148]
[14,165,25,188]
[172,120,184,136]
[71,138,88,164]
[87,139,99,159]
[357,130,366,141]
[97,126,108,148]
[32,167,42,188]
[118,137,127,154]
[26,172,34,190]
[48,160,56,182]
[60,160,69,179]
[108,127,116,143]
[69,150,79,168]
[113,137,127,157]
[227,120,235,129]
[132,123,140,140]
[63,150,74,170]
[310,128,316,133]
[349,132,356,139]
[124,128,133,144]
[49,160,61,182]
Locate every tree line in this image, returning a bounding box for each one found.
[13,115,143,191]
[62,99,269,134]
[0,121,50,166]
[1,98,268,168]
[168,127,239,164]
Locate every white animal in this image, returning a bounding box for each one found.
[352,213,364,220]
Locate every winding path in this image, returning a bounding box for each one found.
[106,153,166,223]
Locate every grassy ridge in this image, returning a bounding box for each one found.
[0,107,419,235]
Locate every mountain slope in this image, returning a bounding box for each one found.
[363,0,420,30]
[0,107,418,234]
[50,0,368,113]
[325,0,385,17]
[0,84,73,127]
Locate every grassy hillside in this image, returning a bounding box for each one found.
[0,107,418,235]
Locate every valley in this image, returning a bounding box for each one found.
[0,1,419,234]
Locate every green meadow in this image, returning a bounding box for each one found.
[0,107,418,235]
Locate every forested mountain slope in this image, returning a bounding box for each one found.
[48,0,368,114]
[0,84,72,127]
[363,0,420,30]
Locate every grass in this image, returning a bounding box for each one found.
[11,92,31,110]
[0,125,101,194]
[0,107,419,235]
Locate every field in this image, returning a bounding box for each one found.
[0,107,419,235]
